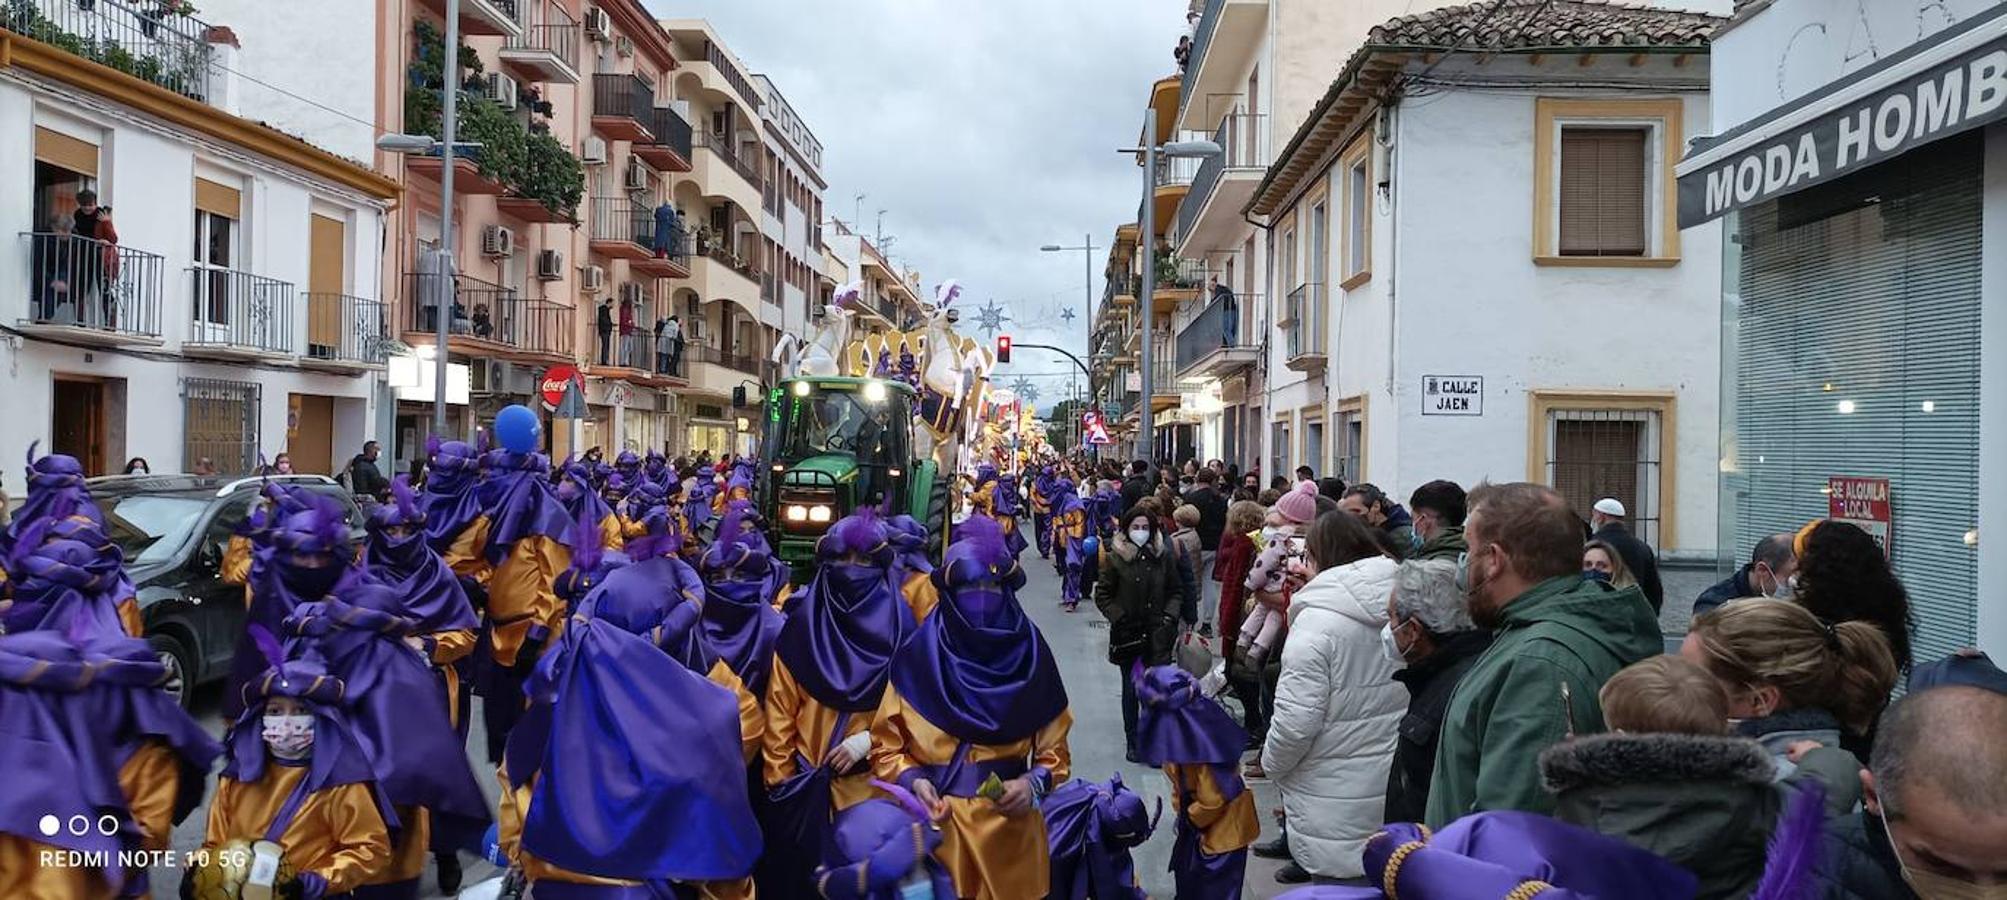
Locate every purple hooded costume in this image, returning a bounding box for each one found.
[1043,774,1157,900]
[1,444,103,560]
[419,438,485,558]
[1137,664,1253,899]
[698,509,788,698]
[224,495,354,720]
[1278,813,1701,900]
[811,782,956,899]
[2,515,135,639]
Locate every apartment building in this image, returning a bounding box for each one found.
[823,219,926,333]
[753,73,824,339]
[2,0,399,485]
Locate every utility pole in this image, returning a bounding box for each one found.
[1138,106,1157,464]
[430,0,463,441]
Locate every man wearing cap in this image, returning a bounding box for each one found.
[1589,498,1663,614]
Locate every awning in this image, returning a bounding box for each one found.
[1675,8,2007,228]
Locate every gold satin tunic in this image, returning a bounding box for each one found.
[1162,763,1261,855]
[869,687,1073,900]
[761,655,881,812]
[201,765,391,896]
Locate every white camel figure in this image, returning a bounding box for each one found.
[785,281,861,377]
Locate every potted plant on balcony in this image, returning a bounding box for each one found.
[138,0,195,38]
[519,130,584,221]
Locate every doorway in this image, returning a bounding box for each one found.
[288,393,335,476]
[52,377,105,476]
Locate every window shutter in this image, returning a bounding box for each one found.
[195,178,242,219]
[35,127,99,176]
[1558,129,1646,256]
[1726,135,1981,663]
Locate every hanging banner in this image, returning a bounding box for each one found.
[1827,475,1892,558]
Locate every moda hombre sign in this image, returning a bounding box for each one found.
[1677,27,2007,227]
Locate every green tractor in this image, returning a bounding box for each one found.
[758,375,950,577]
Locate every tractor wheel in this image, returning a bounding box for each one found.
[925,475,952,559]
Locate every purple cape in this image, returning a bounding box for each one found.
[282,593,490,834]
[2,523,131,639]
[775,564,914,712]
[701,577,785,697]
[420,441,486,554]
[580,556,714,675]
[2,450,102,558]
[363,530,479,634]
[505,618,760,881]
[1135,665,1246,767]
[479,451,573,565]
[1044,776,1154,900]
[1280,812,1701,900]
[220,656,397,829]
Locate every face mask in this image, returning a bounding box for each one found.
[1880,808,2007,900]
[1380,620,1411,666]
[1260,525,1287,543]
[280,562,343,600]
[1128,528,1153,547]
[825,562,886,601]
[1409,530,1425,552]
[261,713,315,759]
[954,586,1010,628]
[1583,569,1612,584]
[1456,548,1493,600]
[1766,570,1797,600]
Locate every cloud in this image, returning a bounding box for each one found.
[644,0,1181,399]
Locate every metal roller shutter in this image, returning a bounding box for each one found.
[1725,133,1981,664]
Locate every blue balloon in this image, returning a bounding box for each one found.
[481,822,507,866]
[1081,535,1100,557]
[495,404,540,452]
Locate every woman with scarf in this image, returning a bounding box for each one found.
[888,513,941,621]
[497,536,762,900]
[872,516,1073,900]
[1135,664,1259,898]
[281,581,491,899]
[198,634,396,900]
[761,511,918,897]
[472,446,573,764]
[0,627,219,898]
[1048,479,1091,612]
[699,509,788,698]
[2,514,140,639]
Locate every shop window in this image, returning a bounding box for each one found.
[1532,98,1684,266]
[1558,128,1648,257]
[1302,415,1324,479]
[1531,392,1673,549]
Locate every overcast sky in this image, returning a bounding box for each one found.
[648,0,1182,407]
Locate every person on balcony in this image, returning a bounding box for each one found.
[665,314,685,375]
[30,215,83,323]
[654,319,671,373]
[471,303,493,338]
[1211,278,1239,347]
[596,298,614,366]
[619,297,637,367]
[71,190,119,328]
[654,203,680,259]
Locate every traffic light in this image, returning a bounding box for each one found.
[996,334,1012,363]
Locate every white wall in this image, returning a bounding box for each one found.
[0,77,386,493]
[1709,0,1999,133]
[197,0,379,163]
[1377,85,1722,552]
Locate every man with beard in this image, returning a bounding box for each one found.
[760,511,918,897]
[872,515,1072,900]
[1424,483,1660,827]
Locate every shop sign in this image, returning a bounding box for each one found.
[1828,476,1893,558]
[539,364,581,407]
[1678,26,2007,227]
[1422,375,1483,416]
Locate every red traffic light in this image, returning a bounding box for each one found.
[996,335,1012,363]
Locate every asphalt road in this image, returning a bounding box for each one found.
[147,549,1297,898]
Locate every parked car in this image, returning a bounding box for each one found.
[89,473,366,707]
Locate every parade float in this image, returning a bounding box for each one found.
[759,280,994,572]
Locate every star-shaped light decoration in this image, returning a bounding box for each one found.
[1009,377,1040,404]
[974,298,1011,337]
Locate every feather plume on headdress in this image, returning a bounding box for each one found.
[389,474,420,522]
[25,440,39,469]
[425,434,443,460]
[1752,780,1827,900]
[247,623,286,673]
[870,779,931,825]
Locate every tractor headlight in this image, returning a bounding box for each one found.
[793,381,812,397]
[785,504,809,522]
[862,380,888,403]
[807,504,833,523]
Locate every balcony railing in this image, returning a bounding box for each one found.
[703,39,760,111]
[694,131,763,188]
[1284,283,1327,360]
[697,238,759,282]
[590,72,653,130]
[304,293,389,365]
[1152,255,1207,290]
[1175,290,1259,372]
[591,196,688,258]
[594,311,661,371]
[404,272,572,359]
[1177,111,1268,243]
[187,267,295,354]
[1155,153,1202,189]
[502,0,579,80]
[18,231,164,338]
[645,106,693,162]
[1,0,213,100]
[1180,0,1227,118]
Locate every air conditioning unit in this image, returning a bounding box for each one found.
[619,282,645,304]
[581,265,606,293]
[485,73,519,111]
[580,136,608,165]
[583,6,612,41]
[623,161,651,192]
[537,249,564,281]
[473,360,504,394]
[503,363,539,395]
[481,225,515,257]
[614,35,634,58]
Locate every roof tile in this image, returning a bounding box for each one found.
[1366,0,1723,51]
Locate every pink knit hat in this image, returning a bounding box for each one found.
[1273,480,1320,525]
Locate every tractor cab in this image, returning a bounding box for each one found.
[759,377,942,574]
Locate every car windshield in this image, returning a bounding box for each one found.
[100,494,211,566]
[779,391,905,464]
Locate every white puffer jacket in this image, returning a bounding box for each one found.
[1260,555,1406,877]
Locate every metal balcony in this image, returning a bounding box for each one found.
[185,267,296,359]
[694,130,763,189]
[1178,0,1268,130]
[301,293,389,371]
[402,272,571,362]
[1175,111,1268,254]
[1174,290,1262,380]
[1,0,214,100]
[16,231,165,347]
[590,73,654,142]
[633,106,694,171]
[414,0,520,38]
[1283,283,1327,372]
[500,0,579,84]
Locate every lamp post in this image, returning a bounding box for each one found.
[1120,111,1219,463]
[377,0,467,442]
[1040,234,1097,454]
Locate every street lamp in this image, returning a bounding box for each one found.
[1119,115,1219,462]
[1041,235,1097,453]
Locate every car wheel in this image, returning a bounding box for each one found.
[147,633,195,709]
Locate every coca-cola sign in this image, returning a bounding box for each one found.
[540,364,581,407]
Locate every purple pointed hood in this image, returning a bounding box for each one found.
[774,511,915,711]
[420,439,485,553]
[1134,664,1245,767]
[221,630,396,830]
[697,509,786,695]
[3,516,131,638]
[887,514,934,576]
[363,478,478,634]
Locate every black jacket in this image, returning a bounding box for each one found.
[1384,629,1492,824]
[1594,522,1664,613]
[1185,485,1227,551]
[595,303,614,333]
[1093,533,1185,666]
[346,454,388,498]
[1693,565,1756,618]
[1813,810,1916,900]
[1118,475,1150,519]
